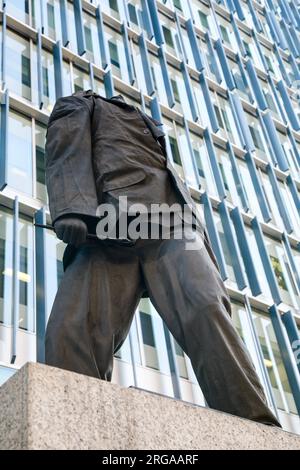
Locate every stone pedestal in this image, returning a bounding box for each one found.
[0,362,299,450]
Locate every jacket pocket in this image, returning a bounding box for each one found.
[101,169,146,192]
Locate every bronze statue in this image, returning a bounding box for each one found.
[45,89,280,426]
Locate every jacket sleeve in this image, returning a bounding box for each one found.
[45,94,98,225]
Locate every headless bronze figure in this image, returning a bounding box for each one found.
[45,90,280,427]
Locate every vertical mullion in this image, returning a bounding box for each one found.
[261,111,289,172]
[89,61,94,90]
[282,231,300,291]
[225,0,236,14]
[236,53,255,104]
[270,11,289,49]
[247,0,263,33]
[267,75,288,126]
[274,43,291,87]
[180,60,199,122]
[186,0,195,23]
[53,40,63,98]
[243,294,280,418]
[174,12,188,64]
[277,80,300,131]
[279,0,292,25]
[281,310,300,375]
[122,0,130,27]
[158,46,175,109]
[208,1,222,41]
[1,8,6,88]
[35,207,47,363]
[199,74,219,133]
[73,0,86,56]
[163,323,182,400]
[219,200,248,290]
[266,163,294,233]
[252,31,268,72]
[96,5,109,70]
[245,59,268,110]
[289,1,300,30]
[11,196,20,364]
[0,88,8,190]
[245,151,272,222]
[59,0,69,47]
[230,92,255,151]
[200,191,229,281]
[232,0,246,21]
[140,0,154,40]
[286,174,300,213]
[257,109,278,166]
[289,24,300,56]
[147,0,164,46]
[37,28,43,109]
[226,141,249,211]
[128,329,138,387]
[138,32,155,96]
[267,163,294,233]
[122,22,135,86]
[32,117,36,200]
[203,128,226,199]
[231,207,262,295]
[204,32,222,84]
[150,95,162,122]
[230,12,247,57]
[40,0,45,34]
[289,53,300,81]
[287,128,300,167]
[183,118,200,188]
[214,39,236,91]
[149,95,174,164]
[185,19,204,72]
[251,217,282,305]
[104,69,115,98]
[279,19,299,57]
[269,304,300,415]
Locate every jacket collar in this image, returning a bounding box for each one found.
[73,90,166,139]
[74,89,165,140]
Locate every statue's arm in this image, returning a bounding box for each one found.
[45,94,98,245]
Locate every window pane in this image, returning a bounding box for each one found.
[45,230,66,320]
[140,311,159,370]
[43,0,62,42]
[62,61,72,96]
[73,66,91,93]
[105,27,130,83]
[5,0,31,25]
[0,207,13,325]
[41,49,56,111]
[66,0,78,53]
[6,30,32,102]
[35,123,47,202]
[8,110,33,196]
[265,236,300,310]
[83,12,102,66]
[18,216,34,331]
[253,311,297,414]
[174,340,188,379]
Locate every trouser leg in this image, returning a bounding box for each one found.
[45,241,145,380]
[139,229,280,426]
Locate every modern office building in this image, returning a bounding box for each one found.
[0,0,300,434]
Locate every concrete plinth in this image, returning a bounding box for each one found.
[0,362,299,450]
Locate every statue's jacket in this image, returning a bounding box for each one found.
[45,89,206,233]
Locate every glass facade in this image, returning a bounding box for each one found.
[0,0,300,433]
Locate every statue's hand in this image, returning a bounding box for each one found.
[54,217,88,247]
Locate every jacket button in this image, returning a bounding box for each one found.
[143,128,150,134]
